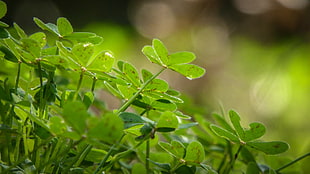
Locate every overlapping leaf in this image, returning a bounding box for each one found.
[142,39,205,79]
[210,110,289,155]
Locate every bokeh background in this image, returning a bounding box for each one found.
[2,0,310,172]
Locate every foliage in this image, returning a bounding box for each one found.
[0,1,308,173]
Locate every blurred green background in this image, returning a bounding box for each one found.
[2,0,310,172]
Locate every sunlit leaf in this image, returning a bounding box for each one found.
[168,51,196,65]
[33,17,59,36]
[13,23,27,38]
[246,141,289,155]
[156,111,178,130]
[123,62,141,87]
[117,84,136,100]
[153,39,168,65]
[72,43,94,66]
[21,38,41,58]
[142,45,161,65]
[29,32,46,48]
[0,1,7,19]
[169,64,205,79]
[144,78,169,92]
[57,17,73,36]
[103,81,123,99]
[63,32,103,44]
[87,51,114,72]
[184,141,205,164]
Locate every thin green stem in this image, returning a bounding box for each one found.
[276,152,310,172]
[224,145,242,174]
[117,67,166,114]
[93,134,126,174]
[14,61,22,94]
[74,69,85,100]
[37,59,44,118]
[99,140,146,173]
[146,139,150,173]
[91,76,97,93]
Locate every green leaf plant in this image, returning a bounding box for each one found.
[0,1,308,173]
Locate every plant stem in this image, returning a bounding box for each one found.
[224,145,242,174]
[37,59,44,118]
[14,61,21,94]
[93,134,125,174]
[276,152,310,172]
[117,67,165,114]
[99,140,146,173]
[146,139,150,173]
[91,76,97,93]
[74,68,85,100]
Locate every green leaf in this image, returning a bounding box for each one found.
[168,51,196,65]
[63,101,90,135]
[153,39,168,65]
[0,21,8,27]
[57,17,73,36]
[141,69,153,82]
[13,23,27,38]
[119,112,145,129]
[33,17,59,36]
[56,41,80,70]
[156,111,178,130]
[87,51,114,72]
[42,55,67,66]
[246,141,289,155]
[63,32,103,44]
[29,32,46,48]
[72,43,94,66]
[0,45,18,63]
[212,113,234,133]
[144,78,169,92]
[169,64,205,79]
[159,140,185,159]
[178,122,198,129]
[174,111,191,119]
[148,160,171,172]
[0,1,7,19]
[175,165,195,174]
[0,28,9,39]
[123,62,141,87]
[229,110,245,140]
[103,81,123,99]
[117,85,136,100]
[17,47,35,62]
[49,116,67,135]
[87,113,124,143]
[184,141,205,164]
[142,45,161,65]
[243,122,266,141]
[21,38,41,58]
[132,163,147,174]
[151,99,177,112]
[246,162,261,174]
[210,124,239,142]
[83,91,94,109]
